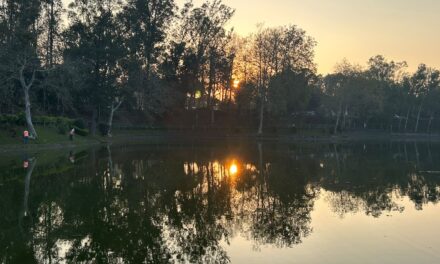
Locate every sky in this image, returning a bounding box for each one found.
[63,0,440,74]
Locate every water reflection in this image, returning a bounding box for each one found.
[0,142,440,263]
[229,163,238,176]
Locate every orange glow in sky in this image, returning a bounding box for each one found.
[176,0,440,74]
[63,0,440,74]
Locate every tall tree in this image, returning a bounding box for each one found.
[64,0,126,135]
[409,64,440,133]
[177,0,234,111]
[120,0,176,111]
[0,0,42,137]
[250,25,316,134]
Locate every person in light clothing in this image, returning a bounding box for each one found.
[69,128,75,141]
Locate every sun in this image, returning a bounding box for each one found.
[229,164,238,175]
[233,79,240,89]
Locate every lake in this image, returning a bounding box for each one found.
[1,141,440,263]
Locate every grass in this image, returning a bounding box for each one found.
[0,126,100,146]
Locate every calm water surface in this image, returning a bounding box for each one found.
[1,142,440,263]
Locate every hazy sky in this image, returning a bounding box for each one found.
[63,0,440,74]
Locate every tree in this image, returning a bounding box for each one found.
[249,25,316,134]
[18,55,40,138]
[64,0,126,135]
[176,0,234,111]
[409,64,440,133]
[324,60,386,133]
[39,0,63,68]
[119,0,176,111]
[367,55,407,83]
[0,0,42,138]
[366,55,408,132]
[267,68,316,116]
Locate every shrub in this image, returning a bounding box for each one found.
[0,114,80,134]
[17,112,26,125]
[56,117,74,127]
[0,113,25,126]
[35,115,55,125]
[74,127,89,137]
[33,115,75,129]
[73,118,86,129]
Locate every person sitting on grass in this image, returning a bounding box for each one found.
[69,128,75,141]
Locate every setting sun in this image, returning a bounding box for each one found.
[229,163,238,175]
[233,80,240,89]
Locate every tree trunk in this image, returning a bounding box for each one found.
[49,0,54,67]
[24,87,38,138]
[334,102,342,134]
[258,95,264,135]
[415,103,423,133]
[107,145,113,178]
[398,115,402,132]
[427,112,434,134]
[208,52,215,108]
[19,66,38,139]
[342,105,347,131]
[404,108,410,133]
[107,100,123,137]
[23,159,37,217]
[107,110,114,137]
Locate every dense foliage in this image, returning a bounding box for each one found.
[1,0,439,135]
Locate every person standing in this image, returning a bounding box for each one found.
[23,130,29,144]
[69,128,75,141]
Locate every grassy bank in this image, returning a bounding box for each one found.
[3,126,440,153]
[0,126,104,152]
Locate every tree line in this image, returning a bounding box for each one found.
[1,0,440,137]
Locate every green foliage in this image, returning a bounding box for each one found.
[2,0,440,135]
[73,118,86,129]
[268,69,316,115]
[33,116,74,127]
[73,127,89,137]
[0,113,25,126]
[0,114,77,134]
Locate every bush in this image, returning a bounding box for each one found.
[33,115,74,129]
[17,112,26,125]
[74,127,89,137]
[56,117,74,127]
[73,118,86,129]
[35,115,56,125]
[0,113,25,126]
[0,114,84,137]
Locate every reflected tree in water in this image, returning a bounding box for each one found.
[1,143,440,263]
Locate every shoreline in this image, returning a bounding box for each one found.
[2,130,440,154]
